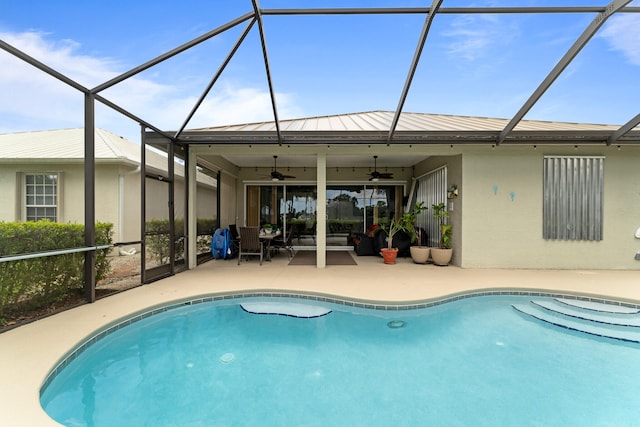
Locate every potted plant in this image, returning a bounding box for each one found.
[379,216,404,264]
[431,202,453,266]
[404,202,430,264]
[378,202,428,264]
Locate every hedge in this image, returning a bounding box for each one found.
[0,221,113,323]
[145,218,217,264]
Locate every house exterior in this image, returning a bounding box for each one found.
[2,114,638,271]
[156,111,640,270]
[0,128,217,244]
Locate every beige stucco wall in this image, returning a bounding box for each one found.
[461,145,640,270]
[0,165,19,221]
[0,162,218,245]
[196,184,217,221]
[217,171,235,228]
[0,162,128,239]
[121,171,141,243]
[22,142,622,271]
[0,162,93,224]
[413,154,463,266]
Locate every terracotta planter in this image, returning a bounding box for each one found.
[410,246,430,264]
[431,248,453,266]
[381,248,399,264]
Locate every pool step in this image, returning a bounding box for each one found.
[553,297,640,314]
[240,302,332,318]
[531,299,640,327]
[512,300,640,343]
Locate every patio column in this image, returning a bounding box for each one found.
[187,148,197,269]
[316,153,326,268]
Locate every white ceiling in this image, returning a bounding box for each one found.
[220,154,427,168]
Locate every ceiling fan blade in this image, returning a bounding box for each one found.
[270,170,296,180]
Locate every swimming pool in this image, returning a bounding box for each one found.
[41,293,640,426]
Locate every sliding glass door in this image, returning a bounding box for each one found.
[247,184,401,250]
[365,185,399,231]
[285,186,317,247]
[326,186,364,247]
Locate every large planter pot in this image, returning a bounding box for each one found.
[410,246,430,264]
[380,248,399,264]
[431,248,453,266]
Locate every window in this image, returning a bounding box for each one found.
[25,173,58,222]
[543,156,603,241]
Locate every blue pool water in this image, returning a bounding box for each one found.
[41,295,640,426]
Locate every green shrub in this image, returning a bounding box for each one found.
[0,221,113,324]
[145,218,217,264]
[196,218,218,236]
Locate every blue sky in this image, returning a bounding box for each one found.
[1,1,638,142]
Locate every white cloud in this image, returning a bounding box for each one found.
[599,14,640,66]
[0,31,120,87]
[183,84,303,128]
[442,14,514,62]
[0,31,303,140]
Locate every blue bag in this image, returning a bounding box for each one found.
[212,228,234,259]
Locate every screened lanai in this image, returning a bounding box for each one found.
[1,1,640,303]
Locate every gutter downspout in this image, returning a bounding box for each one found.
[119,165,141,245]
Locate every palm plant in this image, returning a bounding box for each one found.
[402,202,428,244]
[432,202,452,249]
[381,216,404,250]
[382,202,428,250]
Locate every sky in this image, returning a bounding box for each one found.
[1,0,639,143]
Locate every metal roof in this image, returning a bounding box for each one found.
[0,128,139,163]
[0,128,217,186]
[172,110,638,146]
[194,110,621,132]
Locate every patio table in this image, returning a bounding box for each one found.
[259,230,281,261]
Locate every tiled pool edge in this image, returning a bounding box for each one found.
[40,288,640,396]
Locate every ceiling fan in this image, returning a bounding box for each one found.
[368,155,394,181]
[270,155,296,181]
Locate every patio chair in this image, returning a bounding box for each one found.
[237,226,263,265]
[271,226,295,260]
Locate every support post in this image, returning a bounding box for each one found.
[140,126,147,284]
[84,94,96,302]
[187,147,198,269]
[316,153,327,268]
[168,142,175,275]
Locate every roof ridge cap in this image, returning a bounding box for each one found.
[94,128,123,158]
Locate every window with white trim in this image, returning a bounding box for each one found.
[543,156,603,241]
[25,173,58,222]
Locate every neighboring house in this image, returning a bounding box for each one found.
[155,111,640,270]
[0,128,217,244]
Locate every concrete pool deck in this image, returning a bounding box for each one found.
[2,253,639,426]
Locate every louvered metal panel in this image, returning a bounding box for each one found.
[543,156,604,240]
[415,166,447,247]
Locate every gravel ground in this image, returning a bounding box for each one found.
[98,253,143,291]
